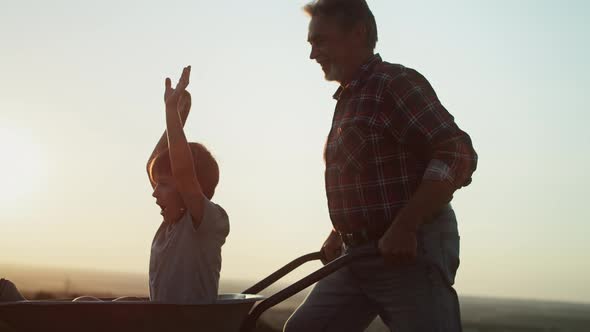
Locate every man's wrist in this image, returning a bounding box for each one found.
[391,207,424,232]
[391,180,455,232]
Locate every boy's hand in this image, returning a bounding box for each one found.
[164,65,191,107]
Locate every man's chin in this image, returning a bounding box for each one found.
[323,67,341,82]
[324,72,338,82]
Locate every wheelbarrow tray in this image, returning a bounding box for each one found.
[0,249,378,332]
[0,294,264,332]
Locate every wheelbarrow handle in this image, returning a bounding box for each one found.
[242,251,324,295]
[240,246,380,332]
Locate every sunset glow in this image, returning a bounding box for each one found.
[0,0,589,305]
[0,127,45,205]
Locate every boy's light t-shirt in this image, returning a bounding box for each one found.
[149,198,230,304]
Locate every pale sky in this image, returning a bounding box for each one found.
[1,0,589,304]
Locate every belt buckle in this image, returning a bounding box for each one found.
[345,233,357,246]
[340,229,369,247]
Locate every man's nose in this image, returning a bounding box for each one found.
[309,45,319,60]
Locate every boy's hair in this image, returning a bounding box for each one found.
[149,142,219,200]
[303,0,378,51]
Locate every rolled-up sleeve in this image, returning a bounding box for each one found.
[387,68,478,189]
[423,137,478,188]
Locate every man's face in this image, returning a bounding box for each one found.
[308,15,360,83]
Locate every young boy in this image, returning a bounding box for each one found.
[1,66,229,305]
[147,66,230,304]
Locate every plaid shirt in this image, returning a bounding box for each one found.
[325,54,478,234]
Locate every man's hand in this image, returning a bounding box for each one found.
[378,180,453,265]
[164,65,191,107]
[378,218,418,265]
[321,230,343,265]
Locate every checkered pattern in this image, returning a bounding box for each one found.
[325,54,478,233]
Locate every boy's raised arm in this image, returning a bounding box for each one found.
[164,66,206,225]
[146,91,192,188]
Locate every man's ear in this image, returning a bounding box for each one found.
[352,22,368,48]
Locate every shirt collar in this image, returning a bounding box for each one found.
[332,53,383,100]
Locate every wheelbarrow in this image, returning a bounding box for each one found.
[0,248,379,332]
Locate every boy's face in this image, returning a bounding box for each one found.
[152,174,185,224]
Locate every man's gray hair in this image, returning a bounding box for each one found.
[303,0,378,51]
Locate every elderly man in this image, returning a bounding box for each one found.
[284,1,478,331]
